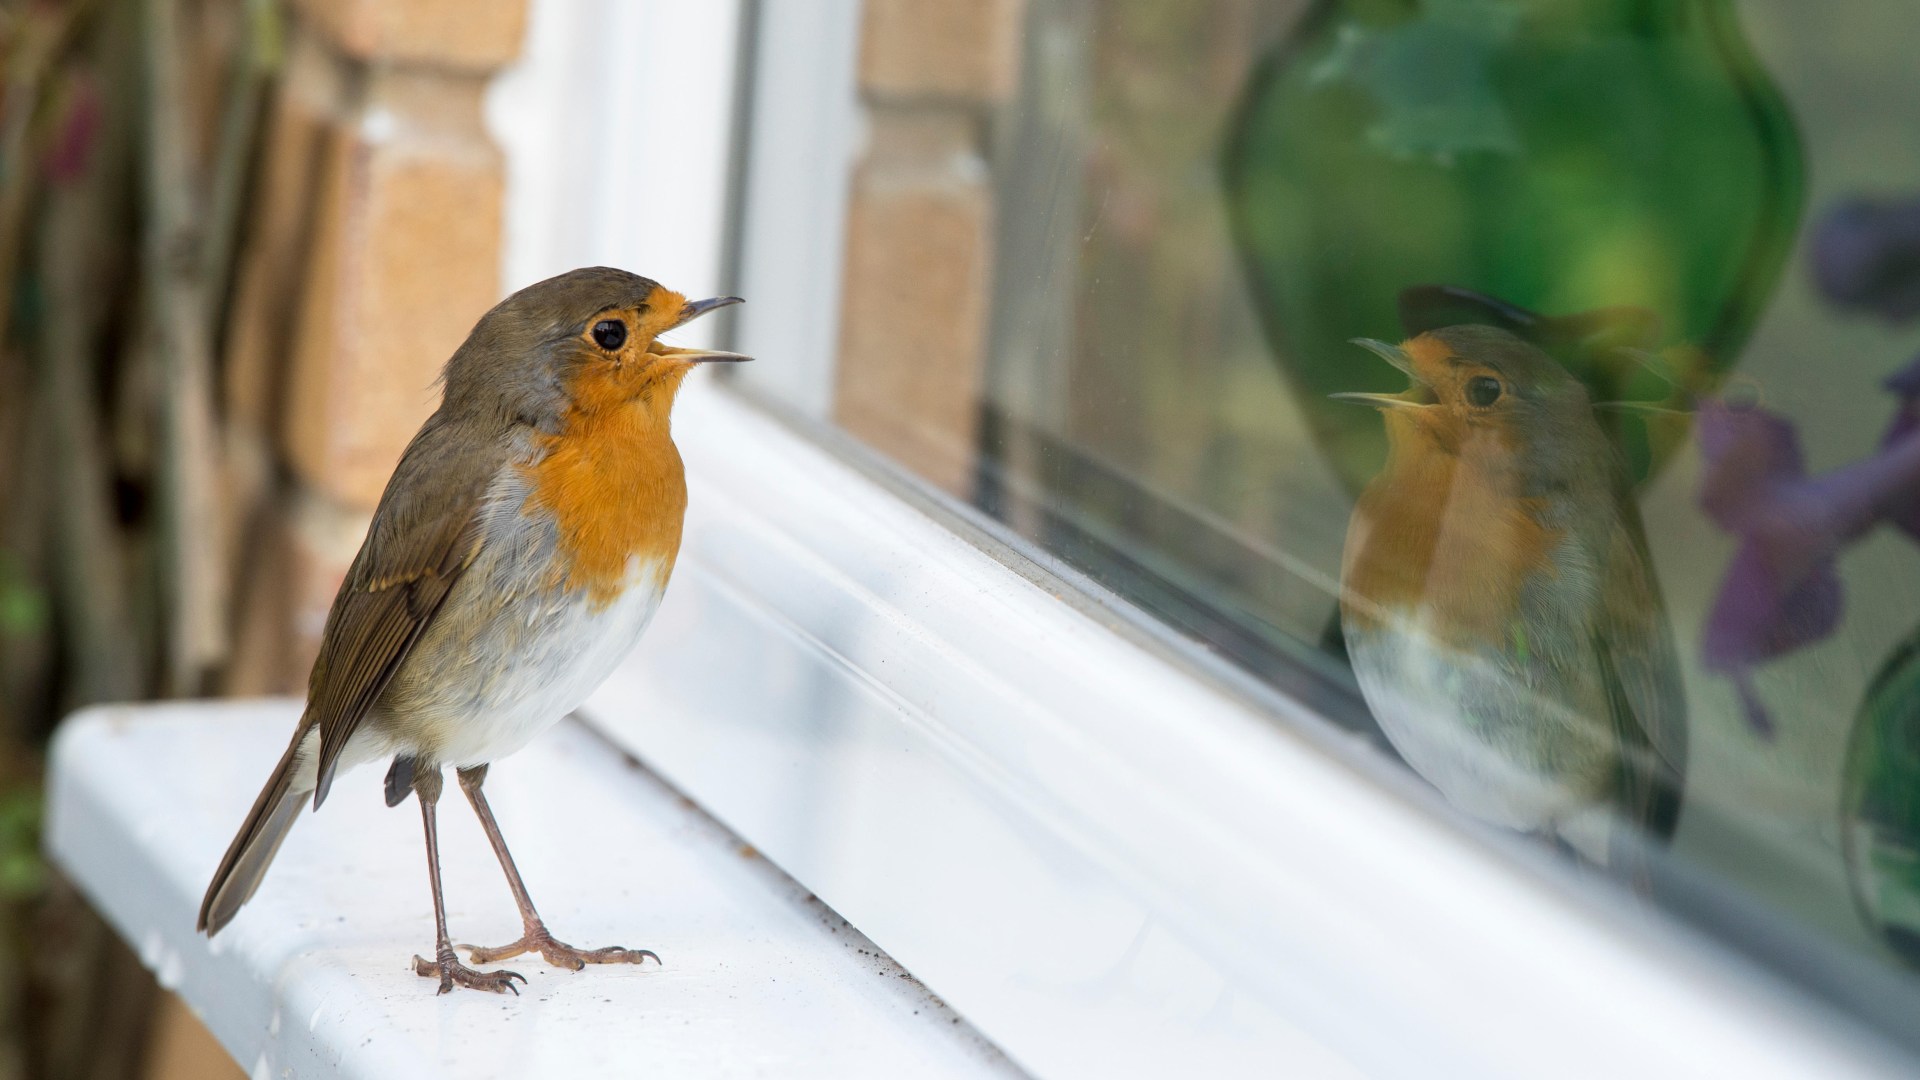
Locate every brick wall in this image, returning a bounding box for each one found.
[833,0,1025,496]
[221,0,526,695]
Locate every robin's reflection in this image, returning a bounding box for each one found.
[1335,326,1687,875]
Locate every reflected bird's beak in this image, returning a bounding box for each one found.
[1350,337,1416,378]
[1329,391,1423,409]
[1333,338,1426,407]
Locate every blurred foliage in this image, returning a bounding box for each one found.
[0,558,47,640]
[0,788,41,901]
[0,0,279,1075]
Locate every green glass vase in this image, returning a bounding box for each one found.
[1223,0,1804,492]
[1845,627,1920,964]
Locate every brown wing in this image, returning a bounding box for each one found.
[1596,501,1688,840]
[307,411,510,807]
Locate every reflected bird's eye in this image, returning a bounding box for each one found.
[592,319,627,351]
[1466,376,1503,407]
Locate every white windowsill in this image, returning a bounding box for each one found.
[566,377,1912,1079]
[45,700,1021,1080]
[40,377,1915,1080]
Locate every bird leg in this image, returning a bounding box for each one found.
[454,764,660,970]
[408,767,527,994]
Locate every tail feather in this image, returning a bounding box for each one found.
[198,733,309,936]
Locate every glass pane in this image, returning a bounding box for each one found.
[738,0,1920,1036]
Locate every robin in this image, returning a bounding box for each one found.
[197,266,749,994]
[1334,325,1686,873]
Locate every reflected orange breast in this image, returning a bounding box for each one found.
[1342,438,1559,650]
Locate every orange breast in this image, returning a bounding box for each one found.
[522,375,688,607]
[1342,435,1559,650]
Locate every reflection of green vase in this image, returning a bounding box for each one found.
[1844,629,1920,964]
[1223,0,1804,492]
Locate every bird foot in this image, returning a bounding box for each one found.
[459,924,659,972]
[412,949,526,995]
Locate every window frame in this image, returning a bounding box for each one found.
[500,0,1908,1074]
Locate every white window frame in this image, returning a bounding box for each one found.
[494,2,1907,1075]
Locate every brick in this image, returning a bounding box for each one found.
[282,68,503,509]
[295,0,528,72]
[285,490,369,681]
[142,992,245,1080]
[222,491,364,696]
[224,26,350,437]
[224,490,369,696]
[860,0,1026,104]
[833,112,992,496]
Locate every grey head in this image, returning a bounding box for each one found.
[1338,324,1603,451]
[438,266,746,431]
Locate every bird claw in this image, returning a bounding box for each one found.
[459,926,660,972]
[412,951,526,995]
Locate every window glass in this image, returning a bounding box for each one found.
[739,0,1920,1027]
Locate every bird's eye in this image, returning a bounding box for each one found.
[1466,376,1503,407]
[591,319,627,351]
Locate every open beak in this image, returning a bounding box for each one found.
[1330,337,1425,408]
[1329,391,1423,409]
[661,295,753,364]
[654,343,753,364]
[1350,337,1416,378]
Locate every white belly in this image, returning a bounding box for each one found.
[1346,615,1614,833]
[430,559,667,766]
[300,448,679,790]
[289,559,660,792]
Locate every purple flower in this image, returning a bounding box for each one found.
[1698,376,1920,734]
[1881,355,1920,542]
[1811,199,1920,322]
